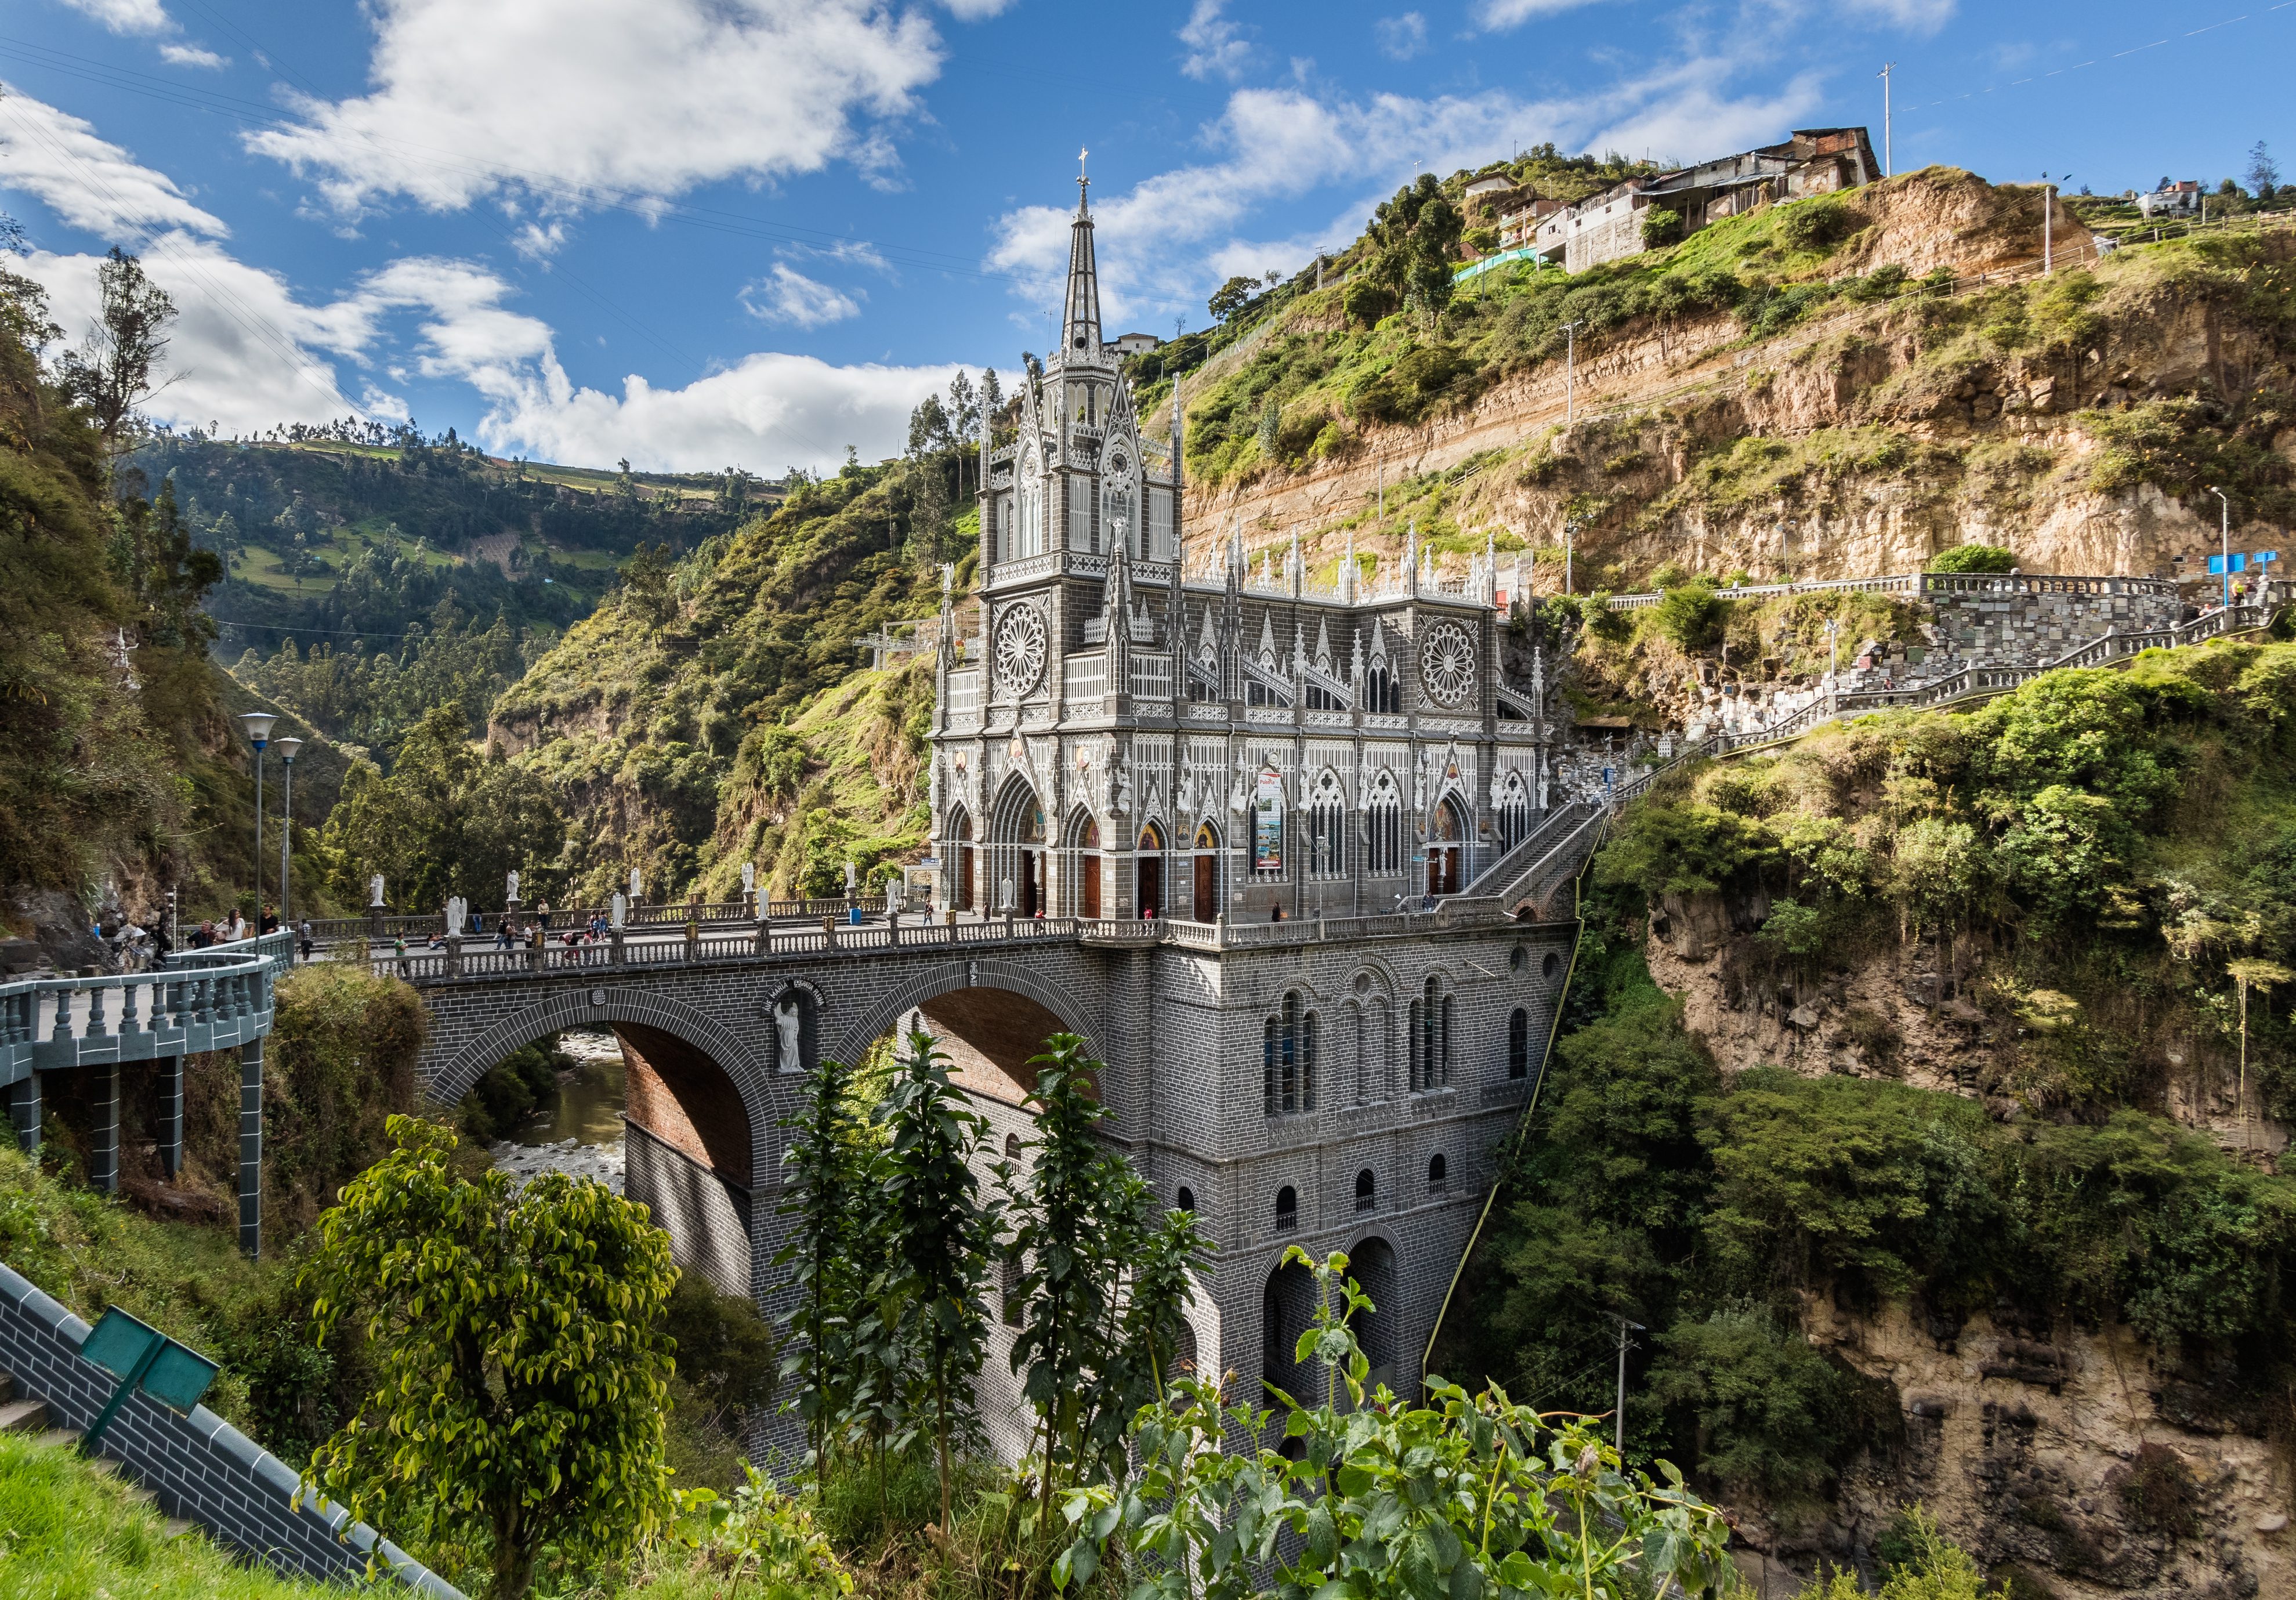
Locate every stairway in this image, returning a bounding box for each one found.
[0,1368,193,1537]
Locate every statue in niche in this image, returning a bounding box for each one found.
[1176,768,1196,817]
[773,993,805,1074]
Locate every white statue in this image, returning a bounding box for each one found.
[741,861,756,898]
[1413,751,1428,810]
[628,867,643,902]
[446,896,466,936]
[1110,752,1132,816]
[369,873,385,908]
[774,994,803,1073]
[610,891,628,929]
[506,869,519,903]
[1176,768,1196,817]
[1227,758,1248,816]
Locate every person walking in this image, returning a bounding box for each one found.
[298,918,314,962]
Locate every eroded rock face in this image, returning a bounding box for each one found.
[1775,1299,2290,1600]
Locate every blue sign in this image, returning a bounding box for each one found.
[2209,554,2250,574]
[2258,551,2281,566]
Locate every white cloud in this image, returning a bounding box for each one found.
[1179,0,1253,82]
[470,352,971,474]
[50,0,172,36]
[1843,0,1955,31]
[15,237,371,433]
[0,86,228,240]
[158,43,229,69]
[1473,0,1618,27]
[244,0,946,214]
[741,263,861,329]
[1375,13,1429,60]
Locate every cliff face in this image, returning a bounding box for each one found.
[1178,171,2291,590]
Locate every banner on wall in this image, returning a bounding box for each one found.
[1251,766,1284,872]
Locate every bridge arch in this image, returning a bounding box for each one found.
[835,956,1105,1087]
[425,986,777,1300]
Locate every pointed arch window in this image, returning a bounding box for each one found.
[1496,770,1533,852]
[1366,772,1403,875]
[1310,773,1348,879]
[1263,991,1315,1114]
[1412,975,1450,1091]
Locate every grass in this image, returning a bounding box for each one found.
[0,1428,335,1598]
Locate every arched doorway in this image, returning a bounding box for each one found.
[991,780,1048,917]
[1136,822,1165,918]
[1190,822,1222,921]
[1426,797,1465,897]
[1349,1236,1399,1389]
[1263,1252,1317,1406]
[1066,810,1101,919]
[947,805,975,912]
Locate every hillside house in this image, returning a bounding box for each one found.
[1109,331,1163,356]
[2138,180,2203,218]
[1532,127,1879,273]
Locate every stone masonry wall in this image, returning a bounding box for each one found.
[0,1261,461,1595]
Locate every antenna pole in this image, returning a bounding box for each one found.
[1877,63,1895,177]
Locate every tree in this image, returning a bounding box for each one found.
[300,1117,678,1598]
[874,1029,999,1530]
[1004,1036,1211,1537]
[1640,207,1685,249]
[772,1048,872,1468]
[319,701,566,912]
[1362,173,1465,323]
[1892,817,1986,1008]
[1207,275,1258,324]
[2248,140,2280,201]
[57,247,175,462]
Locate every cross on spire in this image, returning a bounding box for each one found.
[1077,147,1090,212]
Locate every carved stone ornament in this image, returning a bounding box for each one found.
[994,602,1049,696]
[1418,620,1477,707]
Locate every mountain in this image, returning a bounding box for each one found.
[1154,167,2295,591]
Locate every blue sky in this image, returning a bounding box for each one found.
[0,0,2287,473]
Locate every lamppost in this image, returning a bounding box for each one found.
[2041,173,2070,274]
[2211,484,2232,607]
[237,712,276,922]
[273,736,302,945]
[1561,320,1584,426]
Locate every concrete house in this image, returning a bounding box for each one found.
[1533,127,1881,273]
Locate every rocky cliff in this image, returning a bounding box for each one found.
[1174,170,2293,591]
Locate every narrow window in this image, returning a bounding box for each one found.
[1355,1168,1375,1212]
[1509,1007,1529,1079]
[1263,1017,1279,1115]
[1428,1153,1448,1194]
[1302,1012,1319,1110]
[1275,1186,1298,1232]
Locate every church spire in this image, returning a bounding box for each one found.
[1062,149,1102,357]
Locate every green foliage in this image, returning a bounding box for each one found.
[319,700,566,913]
[660,1275,778,1444]
[1646,1308,1871,1501]
[260,962,426,1230]
[232,596,539,753]
[1640,207,1685,249]
[1208,276,1258,324]
[1925,542,2017,573]
[1598,799,1778,898]
[1055,1248,1736,1599]
[1647,581,1728,651]
[1361,173,1466,323]
[1780,196,1856,251]
[773,1049,873,1467]
[0,1428,335,1598]
[458,1036,570,1145]
[676,1464,854,1598]
[874,1029,1000,1527]
[1804,1505,2009,1599]
[302,1116,678,1598]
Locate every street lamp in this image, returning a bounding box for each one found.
[237,712,276,923]
[272,736,302,945]
[2210,485,2232,608]
[2041,173,2070,274]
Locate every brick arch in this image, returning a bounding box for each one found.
[424,986,777,1174]
[832,957,1104,1065]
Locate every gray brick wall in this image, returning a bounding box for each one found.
[0,1261,461,1596]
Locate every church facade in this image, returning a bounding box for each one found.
[921,176,1576,1440]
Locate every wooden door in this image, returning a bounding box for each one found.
[1193,852,1215,919]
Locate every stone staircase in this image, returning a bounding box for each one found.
[0,1367,195,1537]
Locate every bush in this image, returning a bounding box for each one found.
[1647,1306,1863,1500]
[1640,208,1685,249]
[1649,581,1729,651]
[2118,1442,2200,1537]
[1780,196,1855,251]
[1926,542,2018,573]
[458,1036,571,1144]
[1342,278,1397,329]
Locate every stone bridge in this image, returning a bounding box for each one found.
[380,897,1582,1461]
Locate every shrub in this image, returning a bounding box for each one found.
[1342,278,1397,329]
[1649,581,1729,651]
[1926,542,2018,573]
[2118,1442,2201,1537]
[1640,208,1685,249]
[1780,196,1855,251]
[1647,1306,1862,1501]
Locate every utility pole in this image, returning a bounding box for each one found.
[1610,1315,1645,1457]
[1561,320,1584,426]
[2212,486,2232,608]
[1877,63,1895,177]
